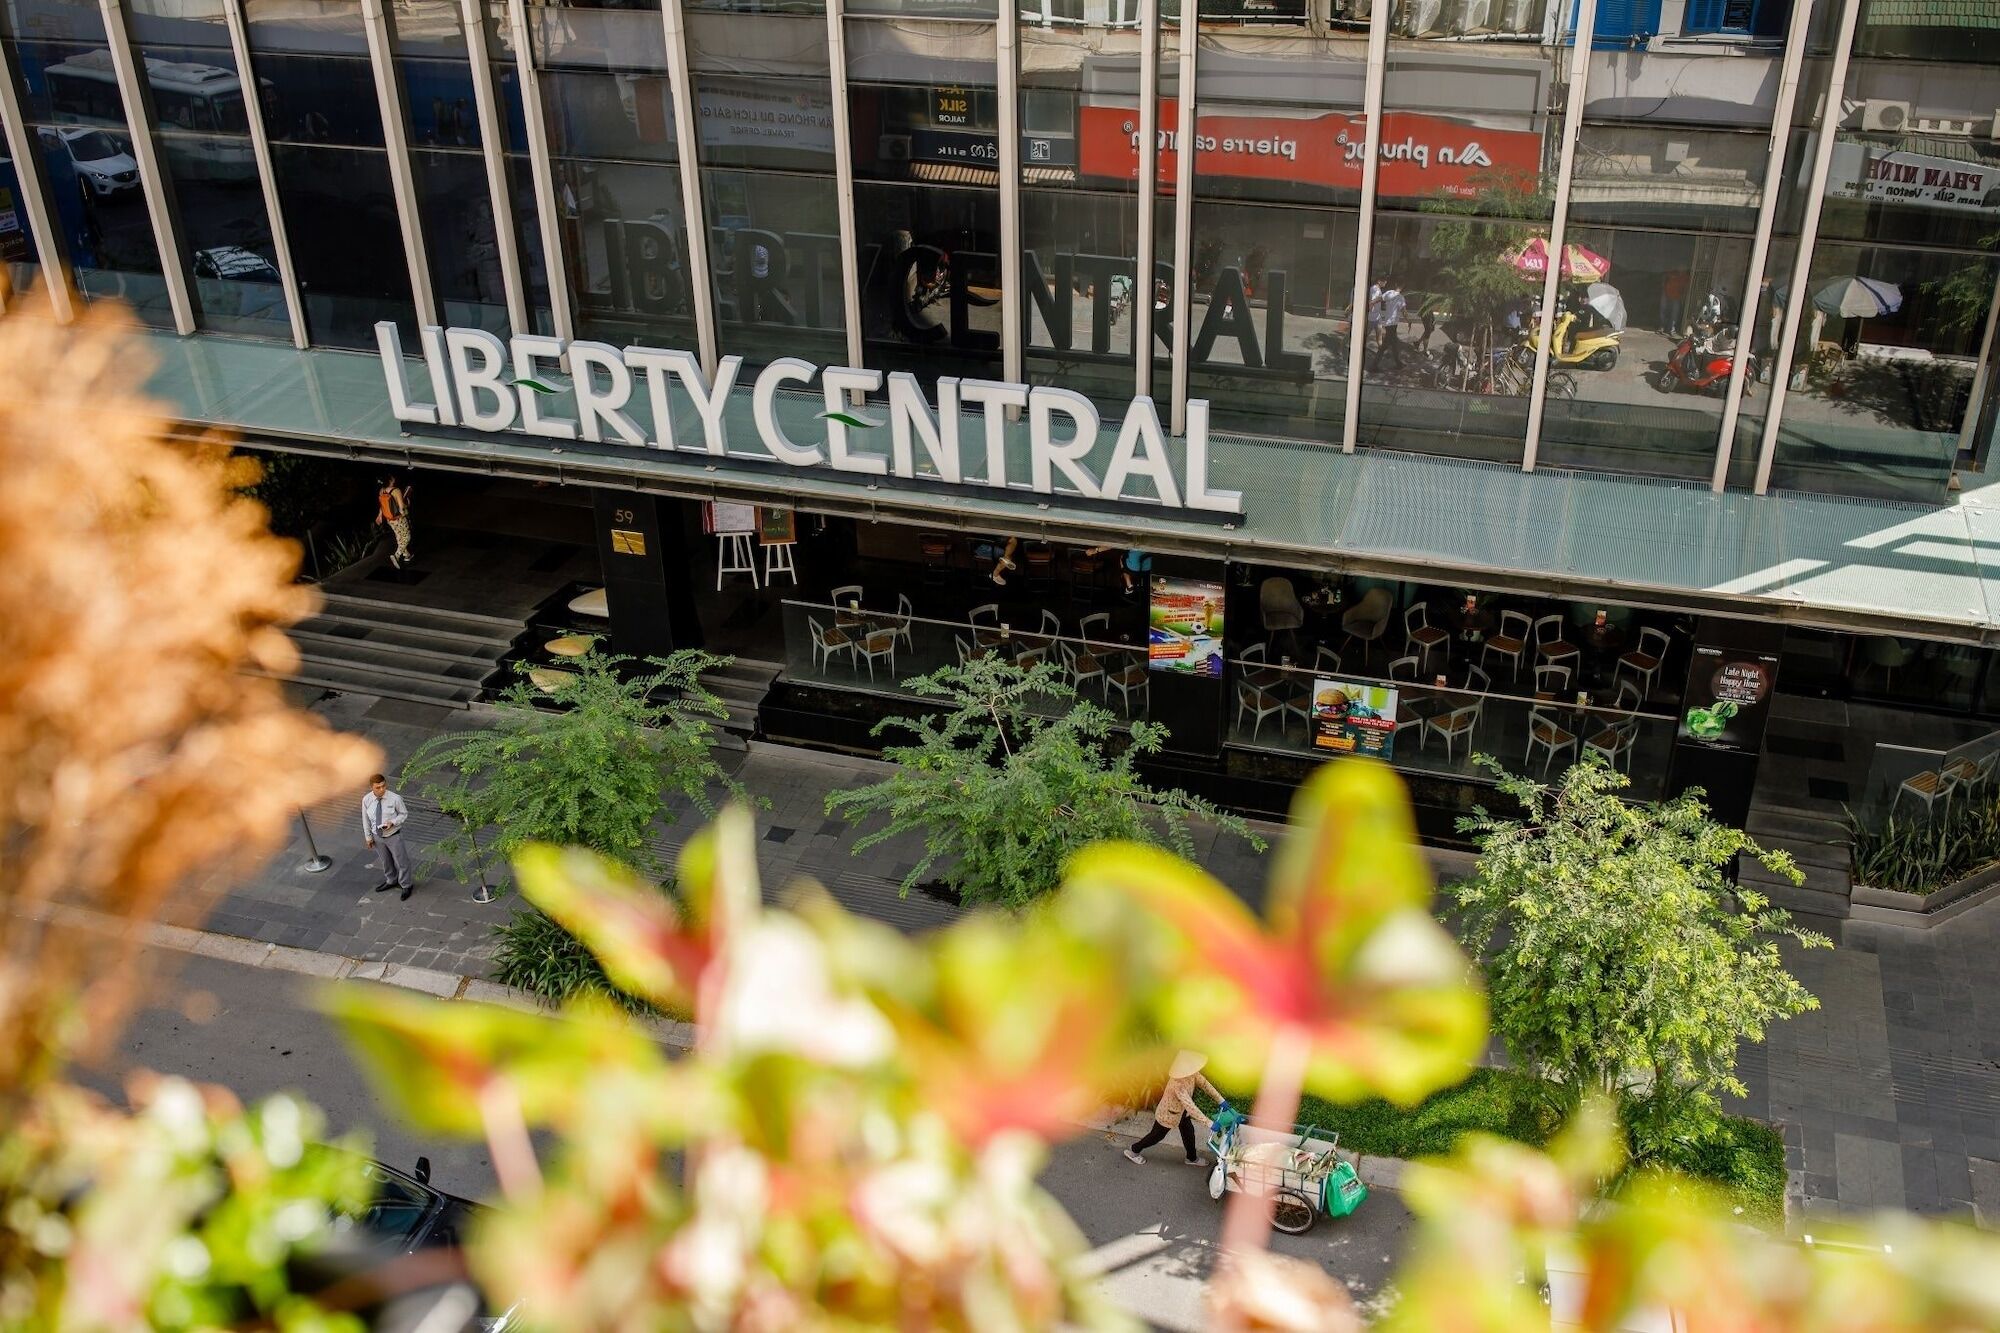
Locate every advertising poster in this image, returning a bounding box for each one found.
[1310,677,1399,760]
[1147,575,1225,677]
[1678,646,1779,753]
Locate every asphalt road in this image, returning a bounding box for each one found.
[78,948,1412,1329]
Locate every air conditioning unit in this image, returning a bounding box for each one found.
[1861,98,1910,132]
[1497,0,1537,32]
[1450,0,1492,31]
[1397,0,1444,34]
[878,135,912,161]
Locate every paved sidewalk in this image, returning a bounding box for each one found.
[219,688,2000,1228]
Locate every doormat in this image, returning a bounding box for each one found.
[1807,777,1851,802]
[1767,733,1845,763]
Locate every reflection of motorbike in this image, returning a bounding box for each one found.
[1656,325,1758,395]
[1521,309,1621,370]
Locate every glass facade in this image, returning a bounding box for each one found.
[3,0,1998,510]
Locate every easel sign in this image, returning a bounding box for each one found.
[757,506,797,545]
[708,501,756,534]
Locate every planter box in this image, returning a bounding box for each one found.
[1850,862,2000,930]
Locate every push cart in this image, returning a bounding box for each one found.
[1205,1108,1367,1235]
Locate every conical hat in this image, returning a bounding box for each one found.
[1169,1049,1207,1079]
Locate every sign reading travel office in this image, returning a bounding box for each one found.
[374,323,1244,516]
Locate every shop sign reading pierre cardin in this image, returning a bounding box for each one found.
[375,323,1242,516]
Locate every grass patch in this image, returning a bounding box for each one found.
[1204,1067,1786,1225]
[491,907,678,1018]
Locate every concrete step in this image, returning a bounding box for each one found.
[292,623,509,669]
[316,589,523,645]
[255,661,479,709]
[293,635,496,686]
[1739,851,1851,919]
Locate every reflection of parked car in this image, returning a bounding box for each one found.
[36,126,137,198]
[193,244,279,284]
[191,244,287,325]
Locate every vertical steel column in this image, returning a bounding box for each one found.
[1956,272,2000,459]
[1337,0,1390,453]
[825,0,864,376]
[100,0,195,333]
[362,0,438,328]
[0,36,74,320]
[223,0,308,347]
[1753,0,1863,494]
[460,0,529,334]
[1710,0,1812,491]
[506,0,572,342]
[1517,0,1596,473]
[1132,0,1160,397]
[997,0,1023,387]
[1167,7,1196,435]
[661,0,718,376]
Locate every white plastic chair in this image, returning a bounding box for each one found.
[1060,640,1105,697]
[1404,602,1448,672]
[809,616,853,672]
[1617,626,1671,700]
[1237,680,1287,741]
[1534,615,1578,674]
[1107,657,1149,714]
[855,628,897,682]
[1483,609,1531,681]
[1525,706,1579,775]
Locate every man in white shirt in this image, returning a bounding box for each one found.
[361,773,415,900]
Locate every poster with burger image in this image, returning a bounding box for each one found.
[1311,677,1400,760]
[1679,646,1779,753]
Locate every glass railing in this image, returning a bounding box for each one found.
[1855,728,2000,828]
[780,598,1156,722]
[1221,655,1678,800]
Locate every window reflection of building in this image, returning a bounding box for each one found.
[130,0,294,339]
[689,11,845,369]
[242,0,416,347]
[2,0,174,326]
[849,19,1003,386]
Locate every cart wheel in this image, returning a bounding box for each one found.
[1271,1188,1316,1235]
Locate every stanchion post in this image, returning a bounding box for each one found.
[297,809,332,874]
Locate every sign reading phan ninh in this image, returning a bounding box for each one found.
[375,323,1243,515]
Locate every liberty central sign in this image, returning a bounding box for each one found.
[375,323,1243,515]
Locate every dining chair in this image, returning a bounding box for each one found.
[1483,609,1531,681]
[886,593,915,653]
[1388,654,1419,684]
[1613,679,1644,714]
[1525,706,1579,775]
[1463,663,1492,696]
[1340,587,1394,665]
[1078,611,1111,644]
[954,634,981,666]
[1534,615,1579,674]
[919,532,955,589]
[1535,664,1572,697]
[1237,680,1287,741]
[1403,602,1449,673]
[831,583,865,611]
[1040,608,1062,638]
[1314,645,1342,678]
[1059,640,1105,697]
[1423,703,1480,761]
[1584,718,1638,771]
[969,602,1000,627]
[1107,657,1149,714]
[855,629,898,681]
[1896,766,1958,818]
[809,616,853,673]
[1617,626,1671,700]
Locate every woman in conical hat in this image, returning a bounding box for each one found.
[1124,1050,1224,1166]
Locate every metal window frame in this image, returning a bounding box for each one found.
[1167,5,1195,436]
[1958,273,2000,463]
[1132,0,1161,399]
[1752,0,1864,494]
[100,0,195,333]
[0,33,75,321]
[661,0,719,378]
[223,0,309,348]
[1517,0,1598,473]
[1709,0,1813,492]
[457,0,530,335]
[998,0,1023,388]
[825,0,864,377]
[1337,0,1391,454]
[506,0,573,343]
[362,0,438,329]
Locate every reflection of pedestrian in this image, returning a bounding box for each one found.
[1660,268,1690,335]
[376,476,413,569]
[1371,282,1407,371]
[362,773,416,900]
[1123,1050,1223,1166]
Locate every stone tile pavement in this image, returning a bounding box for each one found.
[226,688,2000,1229]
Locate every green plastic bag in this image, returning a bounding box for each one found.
[1321,1160,1368,1218]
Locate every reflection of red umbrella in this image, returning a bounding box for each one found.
[1511,237,1612,282]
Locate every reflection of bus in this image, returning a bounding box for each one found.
[45,49,268,181]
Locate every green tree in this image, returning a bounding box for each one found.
[1448,758,1829,1161]
[405,648,748,882]
[826,657,1262,910]
[1418,175,1552,334]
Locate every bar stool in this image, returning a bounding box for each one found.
[762,540,796,587]
[716,532,758,590]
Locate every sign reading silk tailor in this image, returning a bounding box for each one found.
[374,323,1243,515]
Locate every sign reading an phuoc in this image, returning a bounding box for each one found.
[376,324,1243,515]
